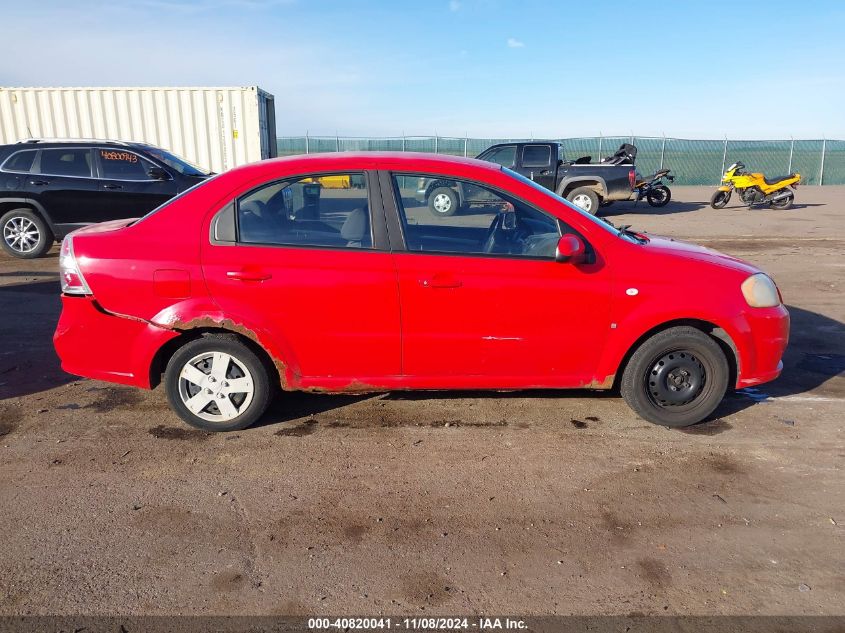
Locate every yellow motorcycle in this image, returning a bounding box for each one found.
[710,162,800,210]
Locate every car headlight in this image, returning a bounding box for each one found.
[741,273,781,308]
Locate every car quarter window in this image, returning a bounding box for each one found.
[391,174,561,258]
[38,148,92,178]
[98,149,156,180]
[2,150,37,173]
[522,144,552,168]
[481,145,517,168]
[237,173,372,249]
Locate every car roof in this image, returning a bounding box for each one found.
[230,151,504,178]
[7,138,150,149]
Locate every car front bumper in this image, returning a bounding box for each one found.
[735,304,790,388]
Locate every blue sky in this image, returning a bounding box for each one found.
[1,0,843,138]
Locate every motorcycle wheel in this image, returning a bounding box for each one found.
[710,190,731,209]
[770,191,794,210]
[646,185,671,207]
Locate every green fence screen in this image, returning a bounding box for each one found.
[276,136,843,186]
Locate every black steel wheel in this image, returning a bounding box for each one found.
[620,326,729,427]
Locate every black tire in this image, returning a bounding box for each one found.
[0,208,54,259]
[427,186,459,217]
[709,190,731,209]
[646,185,671,207]
[770,191,794,210]
[620,326,729,428]
[566,187,601,215]
[165,335,274,432]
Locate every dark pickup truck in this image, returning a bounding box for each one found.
[417,141,636,215]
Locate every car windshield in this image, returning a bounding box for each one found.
[141,146,210,177]
[503,168,628,239]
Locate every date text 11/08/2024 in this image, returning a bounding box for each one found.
[308,617,527,630]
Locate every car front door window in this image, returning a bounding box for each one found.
[393,175,559,259]
[98,150,156,180]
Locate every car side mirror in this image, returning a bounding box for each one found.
[148,166,170,181]
[555,233,586,264]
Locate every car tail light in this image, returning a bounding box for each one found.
[628,169,636,190]
[60,236,92,295]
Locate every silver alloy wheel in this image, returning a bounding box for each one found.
[3,216,40,254]
[572,193,593,212]
[177,351,255,423]
[432,193,453,213]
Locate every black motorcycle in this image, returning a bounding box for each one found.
[633,168,674,207]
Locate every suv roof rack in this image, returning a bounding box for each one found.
[18,138,131,146]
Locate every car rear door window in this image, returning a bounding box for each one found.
[392,174,560,258]
[98,149,156,180]
[522,145,552,168]
[38,149,92,177]
[237,174,372,249]
[2,150,37,173]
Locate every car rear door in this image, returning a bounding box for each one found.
[515,144,556,191]
[201,170,401,385]
[28,148,100,232]
[383,170,613,387]
[94,148,178,219]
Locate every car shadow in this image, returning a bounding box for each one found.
[4,274,841,436]
[601,200,709,216]
[0,278,73,400]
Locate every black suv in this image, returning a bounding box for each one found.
[0,139,210,258]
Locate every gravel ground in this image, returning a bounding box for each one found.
[0,186,842,617]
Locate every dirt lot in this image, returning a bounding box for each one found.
[0,186,842,617]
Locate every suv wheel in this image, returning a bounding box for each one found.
[1,209,54,259]
[566,187,600,215]
[427,186,459,217]
[620,326,729,427]
[165,336,274,432]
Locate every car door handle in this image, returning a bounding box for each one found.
[419,274,462,289]
[227,270,272,282]
[539,169,552,175]
[103,184,123,190]
[29,179,49,186]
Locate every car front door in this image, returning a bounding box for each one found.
[94,148,178,220]
[385,171,612,387]
[516,144,556,191]
[201,171,401,386]
[29,148,100,232]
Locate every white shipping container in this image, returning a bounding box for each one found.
[0,86,277,173]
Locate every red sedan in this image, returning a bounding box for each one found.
[53,152,789,431]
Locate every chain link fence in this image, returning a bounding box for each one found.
[277,136,845,186]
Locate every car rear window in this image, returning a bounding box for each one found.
[522,145,552,168]
[39,149,92,177]
[2,150,37,173]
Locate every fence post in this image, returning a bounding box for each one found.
[819,138,826,185]
[402,133,406,152]
[335,134,340,152]
[464,134,468,157]
[597,134,602,160]
[720,137,728,185]
[659,135,666,169]
[434,135,439,154]
[305,132,309,155]
[788,137,794,174]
